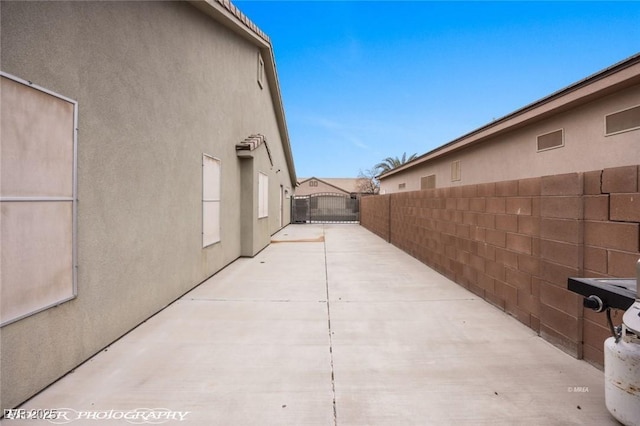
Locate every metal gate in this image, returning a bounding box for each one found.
[292,193,359,223]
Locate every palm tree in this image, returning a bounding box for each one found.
[375,152,418,174]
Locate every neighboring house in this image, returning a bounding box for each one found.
[379,53,640,193]
[292,178,363,223]
[296,177,367,197]
[1,0,295,411]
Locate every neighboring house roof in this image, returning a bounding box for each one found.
[188,0,296,187]
[379,52,640,180]
[298,177,364,193]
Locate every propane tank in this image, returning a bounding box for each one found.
[604,260,640,426]
[604,324,640,426]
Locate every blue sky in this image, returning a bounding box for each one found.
[236,1,640,178]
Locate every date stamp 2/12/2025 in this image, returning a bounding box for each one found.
[3,408,191,424]
[3,409,60,421]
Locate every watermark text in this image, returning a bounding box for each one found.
[4,408,190,424]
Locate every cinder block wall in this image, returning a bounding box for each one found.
[361,165,640,367]
[360,194,391,242]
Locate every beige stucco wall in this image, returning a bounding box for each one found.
[0,1,293,410]
[380,83,640,193]
[238,142,291,257]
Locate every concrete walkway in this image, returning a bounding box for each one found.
[10,225,615,425]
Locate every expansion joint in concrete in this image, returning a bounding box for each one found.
[322,225,338,426]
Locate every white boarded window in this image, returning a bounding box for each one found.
[258,172,269,218]
[605,105,640,136]
[537,129,564,152]
[451,160,461,182]
[1,72,77,326]
[203,154,221,247]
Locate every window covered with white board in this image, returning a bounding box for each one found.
[202,154,221,247]
[258,172,269,218]
[1,72,77,326]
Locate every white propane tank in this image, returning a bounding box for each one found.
[604,328,640,426]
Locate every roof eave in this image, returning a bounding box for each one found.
[297,177,351,194]
[187,0,297,187]
[380,52,640,180]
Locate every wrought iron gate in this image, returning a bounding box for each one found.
[292,193,359,223]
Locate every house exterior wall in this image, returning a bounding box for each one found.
[380,83,640,194]
[295,178,350,196]
[362,165,640,368]
[238,142,288,257]
[1,1,293,410]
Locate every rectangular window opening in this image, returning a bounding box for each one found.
[257,52,264,89]
[605,104,640,136]
[1,72,78,326]
[451,160,461,182]
[202,154,221,247]
[258,172,269,218]
[537,129,564,152]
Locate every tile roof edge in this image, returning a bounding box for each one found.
[214,0,270,44]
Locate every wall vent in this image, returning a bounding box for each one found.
[257,52,264,89]
[451,161,461,182]
[536,129,564,152]
[421,174,436,189]
[398,183,406,190]
[605,104,640,136]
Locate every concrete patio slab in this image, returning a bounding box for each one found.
[5,224,616,425]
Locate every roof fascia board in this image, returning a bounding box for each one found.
[380,54,640,179]
[188,0,270,48]
[319,180,351,194]
[323,178,361,193]
[297,177,314,185]
[261,48,297,187]
[187,0,297,187]
[298,177,351,194]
